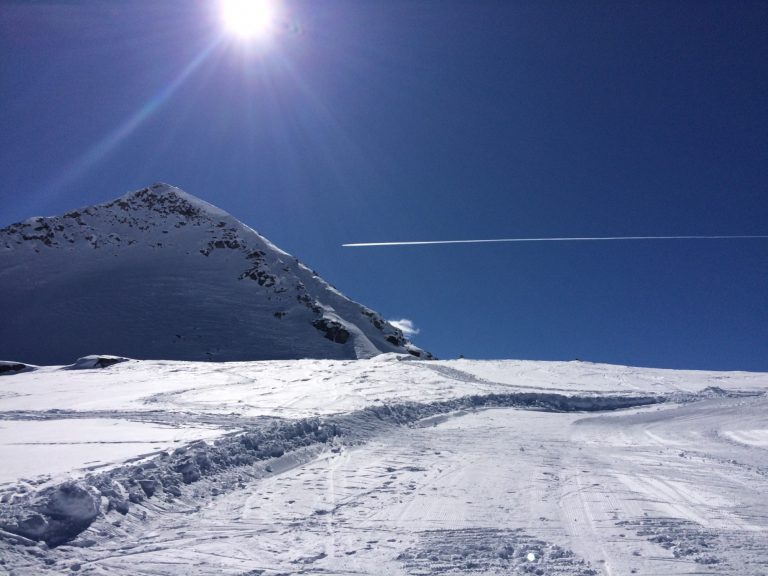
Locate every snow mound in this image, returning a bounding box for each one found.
[0,361,36,375]
[696,385,759,398]
[67,355,131,370]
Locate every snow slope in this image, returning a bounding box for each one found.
[1,357,767,574]
[0,184,429,364]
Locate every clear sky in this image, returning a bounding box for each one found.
[1,1,766,370]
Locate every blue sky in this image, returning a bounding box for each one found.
[1,1,766,370]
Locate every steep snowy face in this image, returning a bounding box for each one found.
[0,183,430,364]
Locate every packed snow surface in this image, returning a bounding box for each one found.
[0,419,224,486]
[0,357,767,574]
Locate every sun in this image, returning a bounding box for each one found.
[220,0,277,41]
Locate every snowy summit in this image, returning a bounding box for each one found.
[0,183,430,364]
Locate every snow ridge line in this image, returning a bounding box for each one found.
[0,391,662,548]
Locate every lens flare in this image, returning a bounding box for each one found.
[220,0,276,40]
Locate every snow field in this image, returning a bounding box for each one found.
[0,419,225,487]
[0,357,766,574]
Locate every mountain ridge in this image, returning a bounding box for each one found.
[0,183,431,364]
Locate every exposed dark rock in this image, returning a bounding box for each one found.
[239,265,276,287]
[312,319,350,344]
[386,334,406,346]
[360,308,386,330]
[0,361,29,374]
[68,356,130,370]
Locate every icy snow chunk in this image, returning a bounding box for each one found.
[44,482,100,523]
[2,482,101,546]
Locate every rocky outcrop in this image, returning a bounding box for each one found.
[68,355,130,369]
[312,318,351,344]
[0,361,32,375]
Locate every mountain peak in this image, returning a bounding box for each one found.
[0,184,432,364]
[148,181,176,192]
[115,183,232,221]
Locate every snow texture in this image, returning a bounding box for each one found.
[0,358,767,574]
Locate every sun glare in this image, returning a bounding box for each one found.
[220,0,276,41]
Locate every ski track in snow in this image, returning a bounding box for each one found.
[0,357,767,575]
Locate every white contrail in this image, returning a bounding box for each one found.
[343,235,768,247]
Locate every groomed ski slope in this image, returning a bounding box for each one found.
[1,356,767,575]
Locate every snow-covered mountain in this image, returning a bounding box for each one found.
[0,183,430,364]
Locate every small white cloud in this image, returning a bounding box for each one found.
[389,318,420,337]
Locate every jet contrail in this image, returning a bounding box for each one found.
[343,235,768,247]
